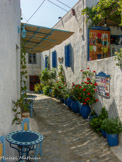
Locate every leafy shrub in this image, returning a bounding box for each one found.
[42,86,51,95]
[34,83,41,92]
[90,106,108,132]
[101,118,122,134]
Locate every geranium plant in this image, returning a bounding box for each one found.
[52,81,67,98]
[71,68,98,105]
[79,68,99,105]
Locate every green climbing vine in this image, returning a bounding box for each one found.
[114,48,122,67]
[82,0,121,27]
[12,40,29,125]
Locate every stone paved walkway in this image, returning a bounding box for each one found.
[32,94,120,162]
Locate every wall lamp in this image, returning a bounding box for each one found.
[21,25,27,38]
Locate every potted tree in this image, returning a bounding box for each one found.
[101,118,122,146]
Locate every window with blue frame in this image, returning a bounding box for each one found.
[45,56,48,68]
[52,51,57,68]
[65,44,71,67]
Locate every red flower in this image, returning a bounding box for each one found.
[79,86,82,88]
[87,78,90,81]
[79,97,81,100]
[83,88,86,91]
[94,83,97,86]
[75,85,78,87]
[84,99,87,101]
[87,82,89,84]
[56,81,58,83]
[80,70,83,72]
[86,97,90,100]
[90,83,93,85]
[94,89,97,91]
[87,92,91,95]
[87,67,90,69]
[59,86,62,88]
[95,99,99,102]
[72,82,74,85]
[93,71,96,73]
[83,102,86,105]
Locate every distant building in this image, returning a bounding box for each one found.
[26,53,41,91]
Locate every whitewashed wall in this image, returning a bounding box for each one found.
[41,0,122,119]
[26,53,41,90]
[0,0,21,158]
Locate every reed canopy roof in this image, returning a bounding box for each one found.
[21,23,74,53]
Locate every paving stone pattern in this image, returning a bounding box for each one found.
[33,94,120,162]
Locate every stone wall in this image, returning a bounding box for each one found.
[0,0,21,157]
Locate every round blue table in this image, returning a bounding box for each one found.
[6,130,43,162]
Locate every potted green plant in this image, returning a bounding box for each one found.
[101,118,122,146]
[78,68,99,118]
[90,106,108,133]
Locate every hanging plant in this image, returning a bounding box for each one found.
[114,48,122,67]
[82,0,121,27]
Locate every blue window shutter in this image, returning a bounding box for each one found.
[65,44,71,67]
[52,51,57,68]
[45,56,48,68]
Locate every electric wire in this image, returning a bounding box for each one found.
[47,0,68,12]
[22,13,27,21]
[26,0,46,23]
[56,0,71,9]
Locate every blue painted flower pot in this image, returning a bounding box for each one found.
[80,104,91,119]
[78,102,82,114]
[107,134,118,146]
[89,114,98,121]
[60,98,64,103]
[39,90,41,94]
[100,129,106,138]
[41,90,43,94]
[67,97,73,109]
[71,101,79,113]
[49,89,52,94]
[64,98,68,105]
[64,99,67,105]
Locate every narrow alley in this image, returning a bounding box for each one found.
[31,94,120,162]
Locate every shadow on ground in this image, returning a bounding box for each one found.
[31,94,120,162]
